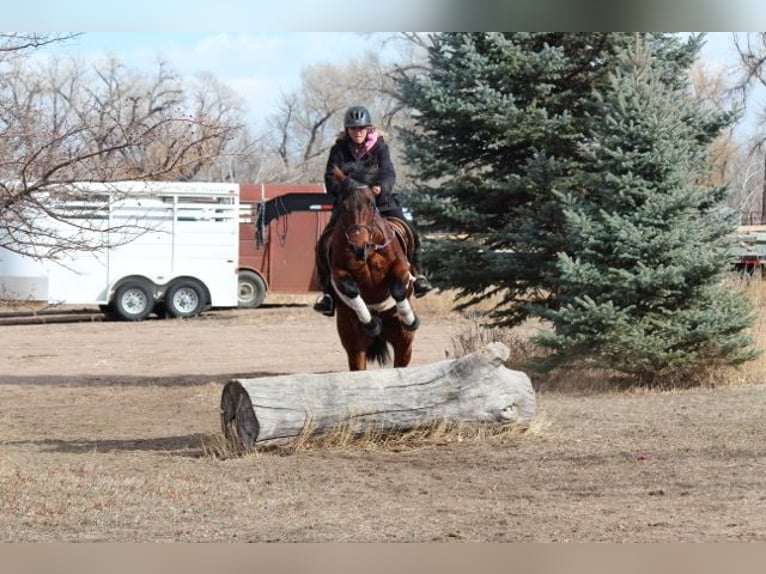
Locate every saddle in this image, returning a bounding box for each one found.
[383,216,415,264]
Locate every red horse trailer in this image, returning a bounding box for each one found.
[237,183,334,308]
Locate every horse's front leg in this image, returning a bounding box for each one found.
[389,268,419,331]
[332,275,382,336]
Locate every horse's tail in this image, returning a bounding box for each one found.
[366,335,391,366]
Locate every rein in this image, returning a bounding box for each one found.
[343,210,394,253]
[335,169,400,260]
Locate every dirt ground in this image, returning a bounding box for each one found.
[1,299,765,542]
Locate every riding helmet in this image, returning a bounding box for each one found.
[343,105,373,128]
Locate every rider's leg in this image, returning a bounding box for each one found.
[382,204,433,298]
[408,224,433,297]
[313,212,338,316]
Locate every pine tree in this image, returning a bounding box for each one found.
[396,33,709,327]
[530,44,756,381]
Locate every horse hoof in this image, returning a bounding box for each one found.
[363,316,382,337]
[402,315,420,331]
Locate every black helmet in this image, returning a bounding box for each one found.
[343,105,373,128]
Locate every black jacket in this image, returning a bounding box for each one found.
[323,134,399,212]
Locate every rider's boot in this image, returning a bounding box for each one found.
[313,292,335,317]
[413,275,433,298]
[411,248,433,298]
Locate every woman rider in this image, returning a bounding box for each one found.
[313,105,432,316]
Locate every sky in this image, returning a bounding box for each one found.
[36,32,400,129]
[31,32,752,133]
[5,1,445,32]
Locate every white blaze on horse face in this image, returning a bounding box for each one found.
[347,226,370,247]
[396,299,417,327]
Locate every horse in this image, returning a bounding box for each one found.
[327,164,420,371]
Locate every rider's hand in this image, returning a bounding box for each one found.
[371,185,382,196]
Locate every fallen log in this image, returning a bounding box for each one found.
[220,342,535,449]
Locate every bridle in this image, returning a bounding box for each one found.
[341,182,394,260]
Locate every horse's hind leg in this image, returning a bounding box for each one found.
[393,346,413,368]
[347,351,367,371]
[337,308,369,371]
[390,333,413,368]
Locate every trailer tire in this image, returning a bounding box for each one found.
[113,278,155,321]
[165,278,208,318]
[238,270,266,308]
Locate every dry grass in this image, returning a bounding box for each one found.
[413,288,510,319]
[444,275,766,393]
[267,417,529,454]
[201,410,529,459]
[729,274,766,383]
[200,429,257,460]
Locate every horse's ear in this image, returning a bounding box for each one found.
[332,164,346,182]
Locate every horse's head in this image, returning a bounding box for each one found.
[334,163,381,261]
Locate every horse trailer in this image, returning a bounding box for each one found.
[237,183,333,308]
[0,181,241,320]
[0,181,334,319]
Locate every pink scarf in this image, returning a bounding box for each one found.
[352,129,378,160]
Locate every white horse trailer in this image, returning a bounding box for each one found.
[0,181,240,320]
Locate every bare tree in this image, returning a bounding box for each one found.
[263,51,408,183]
[0,36,246,258]
[688,60,742,188]
[211,34,428,186]
[176,71,253,181]
[0,33,81,56]
[733,32,766,224]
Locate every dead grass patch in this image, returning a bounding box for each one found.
[201,414,529,460]
[445,274,766,393]
[414,288,508,319]
[277,417,528,453]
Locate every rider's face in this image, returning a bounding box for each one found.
[347,126,369,144]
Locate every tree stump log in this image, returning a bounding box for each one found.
[220,342,536,448]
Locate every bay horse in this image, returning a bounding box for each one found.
[327,164,420,371]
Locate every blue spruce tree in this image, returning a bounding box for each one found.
[396,33,705,327]
[531,44,756,382]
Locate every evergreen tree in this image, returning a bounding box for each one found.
[531,45,756,381]
[395,33,706,327]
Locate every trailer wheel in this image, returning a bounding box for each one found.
[113,279,155,321]
[238,270,266,308]
[165,278,207,318]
